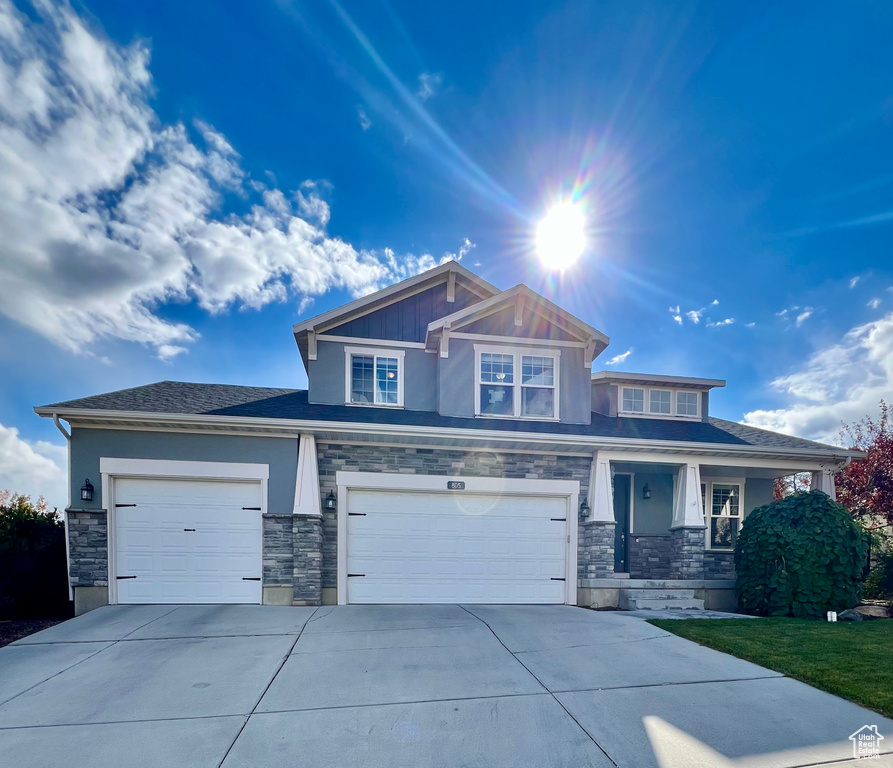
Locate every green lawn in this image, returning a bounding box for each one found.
[649,617,893,718]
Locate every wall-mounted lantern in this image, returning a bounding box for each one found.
[325,491,337,510]
[642,483,652,500]
[80,479,94,502]
[579,498,590,516]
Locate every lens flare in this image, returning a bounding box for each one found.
[536,203,586,271]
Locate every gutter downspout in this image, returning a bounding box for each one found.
[51,414,73,602]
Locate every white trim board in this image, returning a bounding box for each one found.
[335,472,579,606]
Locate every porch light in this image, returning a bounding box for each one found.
[80,479,94,502]
[325,491,337,510]
[580,498,590,516]
[642,483,651,500]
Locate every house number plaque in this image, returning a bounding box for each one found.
[447,481,465,490]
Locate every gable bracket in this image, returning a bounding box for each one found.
[447,271,456,303]
[308,330,317,361]
[514,294,525,327]
[440,324,451,358]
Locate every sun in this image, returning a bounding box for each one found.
[535,202,586,271]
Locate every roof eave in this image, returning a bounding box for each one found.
[35,406,864,463]
[591,371,726,389]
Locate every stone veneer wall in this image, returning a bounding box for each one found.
[628,534,672,579]
[293,515,323,604]
[67,510,108,587]
[578,522,614,578]
[316,444,592,590]
[670,527,706,579]
[262,515,294,586]
[704,551,736,580]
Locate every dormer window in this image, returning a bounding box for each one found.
[475,346,559,420]
[345,347,404,407]
[676,391,699,417]
[621,388,645,413]
[649,389,672,414]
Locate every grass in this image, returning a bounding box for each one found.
[649,617,893,719]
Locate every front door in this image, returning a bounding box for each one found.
[613,474,630,573]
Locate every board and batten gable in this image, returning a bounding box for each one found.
[69,429,299,515]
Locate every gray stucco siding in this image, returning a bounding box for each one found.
[69,429,298,515]
[309,340,438,411]
[630,472,674,535]
[438,338,591,424]
[745,478,774,513]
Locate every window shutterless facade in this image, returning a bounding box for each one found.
[344,347,405,407]
[475,345,559,420]
[619,387,701,419]
[701,479,744,550]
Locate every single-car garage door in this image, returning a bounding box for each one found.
[345,488,570,604]
[113,477,263,604]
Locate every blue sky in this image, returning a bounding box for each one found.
[1,0,892,508]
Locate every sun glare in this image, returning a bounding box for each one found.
[535,203,586,271]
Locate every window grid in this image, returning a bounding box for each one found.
[650,389,671,414]
[349,352,401,406]
[476,349,558,419]
[708,482,741,550]
[621,388,645,413]
[677,391,699,417]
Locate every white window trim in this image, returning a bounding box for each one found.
[473,344,561,421]
[675,390,701,419]
[618,387,701,420]
[100,458,269,606]
[344,346,406,408]
[335,471,579,606]
[703,476,745,551]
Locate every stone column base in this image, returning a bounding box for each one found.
[670,526,706,579]
[292,514,323,605]
[580,521,616,578]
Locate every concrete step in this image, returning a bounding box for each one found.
[625,597,706,610]
[623,588,697,600]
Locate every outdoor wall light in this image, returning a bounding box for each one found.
[579,498,590,516]
[325,491,337,510]
[642,483,652,500]
[80,478,94,502]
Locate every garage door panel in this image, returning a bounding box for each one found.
[114,477,262,604]
[346,487,570,604]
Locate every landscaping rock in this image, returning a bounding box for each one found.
[838,609,865,621]
[855,604,892,619]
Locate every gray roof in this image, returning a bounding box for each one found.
[38,381,851,455]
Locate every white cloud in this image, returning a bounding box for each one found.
[743,311,893,444]
[605,348,633,366]
[795,308,813,327]
[357,106,371,131]
[685,310,702,324]
[416,72,441,101]
[0,1,445,360]
[745,322,755,328]
[706,318,734,327]
[669,306,682,325]
[849,276,860,288]
[0,423,67,510]
[868,297,882,310]
[710,299,719,306]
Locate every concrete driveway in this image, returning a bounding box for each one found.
[0,604,890,767]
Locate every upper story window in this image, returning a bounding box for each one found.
[476,346,559,420]
[619,386,701,418]
[345,347,404,407]
[676,391,699,416]
[621,387,645,413]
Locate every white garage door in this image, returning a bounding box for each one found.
[346,489,569,604]
[114,477,263,604]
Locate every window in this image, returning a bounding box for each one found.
[345,347,404,406]
[476,346,559,419]
[707,482,742,550]
[621,388,645,413]
[650,389,671,414]
[676,391,699,417]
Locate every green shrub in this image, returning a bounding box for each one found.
[0,492,69,619]
[735,490,868,618]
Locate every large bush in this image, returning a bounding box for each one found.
[0,492,69,619]
[735,490,868,618]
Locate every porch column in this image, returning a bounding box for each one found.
[670,463,706,580]
[581,452,615,578]
[292,433,322,605]
[811,468,837,500]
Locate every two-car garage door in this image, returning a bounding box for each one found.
[344,483,574,604]
[114,477,262,604]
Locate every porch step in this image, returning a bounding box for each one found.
[619,588,705,611]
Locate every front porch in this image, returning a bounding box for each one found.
[576,451,838,610]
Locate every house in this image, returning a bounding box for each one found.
[35,262,861,615]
